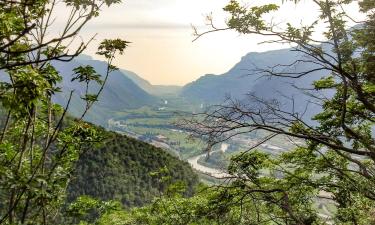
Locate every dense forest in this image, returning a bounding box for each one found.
[67,130,198,207]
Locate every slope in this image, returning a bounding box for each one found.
[67,129,199,208]
[181,48,328,119]
[121,69,182,97]
[52,58,158,126]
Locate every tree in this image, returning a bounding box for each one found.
[181,0,375,224]
[0,0,129,224]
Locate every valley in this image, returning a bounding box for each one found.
[106,105,298,181]
[1,1,371,224]
[48,47,325,189]
[52,46,339,221]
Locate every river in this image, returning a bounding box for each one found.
[187,143,231,179]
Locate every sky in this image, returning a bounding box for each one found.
[58,0,363,86]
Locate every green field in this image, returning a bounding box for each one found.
[108,106,300,164]
[109,106,205,159]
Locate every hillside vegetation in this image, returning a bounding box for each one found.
[67,129,199,207]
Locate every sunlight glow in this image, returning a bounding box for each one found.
[61,0,365,85]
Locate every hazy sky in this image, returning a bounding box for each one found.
[64,0,362,86]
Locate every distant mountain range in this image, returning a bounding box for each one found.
[121,69,182,96]
[181,48,328,120]
[73,55,182,96]
[53,47,329,126]
[52,56,159,126]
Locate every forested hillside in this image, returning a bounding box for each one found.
[67,130,199,207]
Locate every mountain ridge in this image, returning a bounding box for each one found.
[75,54,182,97]
[52,58,158,126]
[180,47,327,120]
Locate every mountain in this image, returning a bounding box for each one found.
[71,56,166,103]
[181,48,328,119]
[77,54,182,96]
[121,69,182,96]
[52,57,158,126]
[67,129,199,207]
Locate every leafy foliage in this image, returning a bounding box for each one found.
[0,0,128,224]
